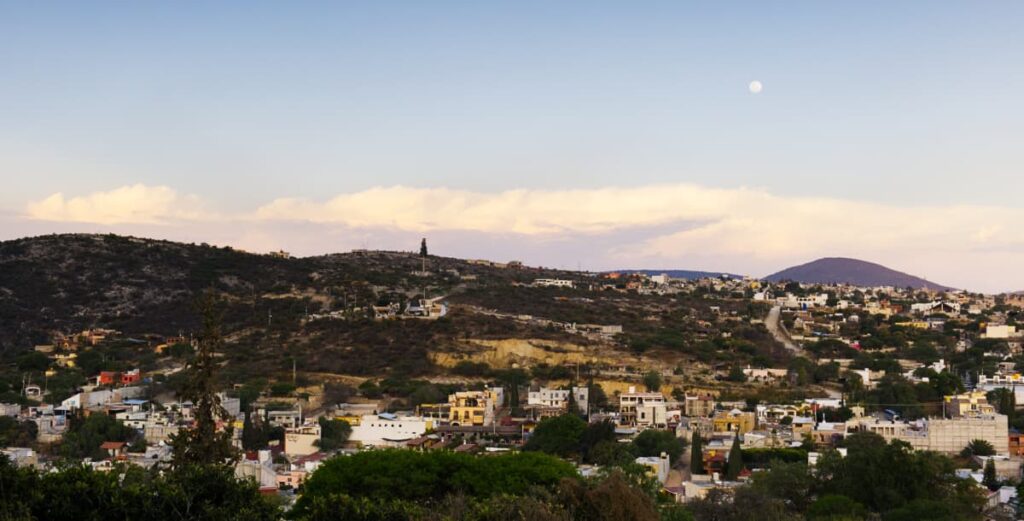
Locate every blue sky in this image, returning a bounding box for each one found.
[3,2,1024,291]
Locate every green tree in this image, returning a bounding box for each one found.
[15,351,49,372]
[241,411,264,451]
[642,371,662,392]
[727,366,748,383]
[749,460,814,512]
[316,417,351,451]
[690,431,704,474]
[725,435,744,480]
[807,494,868,520]
[632,429,683,465]
[169,292,238,469]
[961,439,995,458]
[982,458,999,491]
[588,379,609,411]
[524,414,587,458]
[579,420,616,463]
[496,369,529,408]
[419,238,428,257]
[60,413,140,460]
[987,388,1015,422]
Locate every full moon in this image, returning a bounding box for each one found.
[749,80,763,94]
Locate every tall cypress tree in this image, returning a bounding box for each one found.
[725,435,744,480]
[690,431,704,474]
[983,458,999,491]
[170,291,239,468]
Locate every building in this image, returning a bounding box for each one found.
[742,367,789,382]
[284,423,321,456]
[684,394,716,418]
[635,453,671,484]
[349,413,433,447]
[619,387,668,428]
[944,391,996,418]
[712,409,757,435]
[527,387,589,412]
[448,388,503,427]
[266,409,303,429]
[985,324,1019,339]
[852,414,1009,455]
[533,279,575,288]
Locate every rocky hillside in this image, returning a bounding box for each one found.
[765,257,953,290]
[0,234,785,384]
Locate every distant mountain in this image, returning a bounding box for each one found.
[764,257,953,290]
[610,269,745,280]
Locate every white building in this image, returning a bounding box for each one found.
[533,279,575,288]
[620,387,668,428]
[635,453,671,484]
[527,387,589,411]
[349,413,433,448]
[777,293,829,310]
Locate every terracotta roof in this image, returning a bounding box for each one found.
[100,441,126,450]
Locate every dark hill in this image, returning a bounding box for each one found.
[765,257,953,290]
[0,234,566,368]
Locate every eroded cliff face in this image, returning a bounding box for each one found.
[430,338,609,368]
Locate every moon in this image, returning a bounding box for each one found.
[749,80,763,94]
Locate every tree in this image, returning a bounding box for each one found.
[316,417,351,451]
[690,431,704,474]
[241,411,268,451]
[961,439,995,458]
[987,388,1016,422]
[806,494,868,520]
[725,435,744,480]
[983,458,999,491]
[579,420,617,463]
[15,351,49,372]
[419,238,428,257]
[589,379,609,411]
[727,366,748,383]
[60,413,140,460]
[169,292,238,469]
[642,371,662,392]
[632,429,683,465]
[750,460,814,513]
[496,369,529,408]
[524,414,587,458]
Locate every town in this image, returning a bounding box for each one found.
[3,240,1024,520]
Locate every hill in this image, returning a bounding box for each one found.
[765,257,953,290]
[0,234,786,388]
[608,269,745,280]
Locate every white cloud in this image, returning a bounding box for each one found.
[25,184,208,225]
[20,182,1024,292]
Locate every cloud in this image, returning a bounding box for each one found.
[19,182,1024,292]
[25,184,208,225]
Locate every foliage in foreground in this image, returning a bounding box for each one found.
[0,458,279,521]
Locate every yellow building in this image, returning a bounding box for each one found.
[944,391,996,418]
[712,410,756,434]
[448,388,503,426]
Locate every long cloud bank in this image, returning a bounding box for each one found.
[18,183,1024,292]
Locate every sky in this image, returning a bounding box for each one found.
[2,1,1024,292]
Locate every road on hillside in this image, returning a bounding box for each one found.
[765,305,801,353]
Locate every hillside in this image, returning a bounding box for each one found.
[765,257,953,290]
[0,234,786,389]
